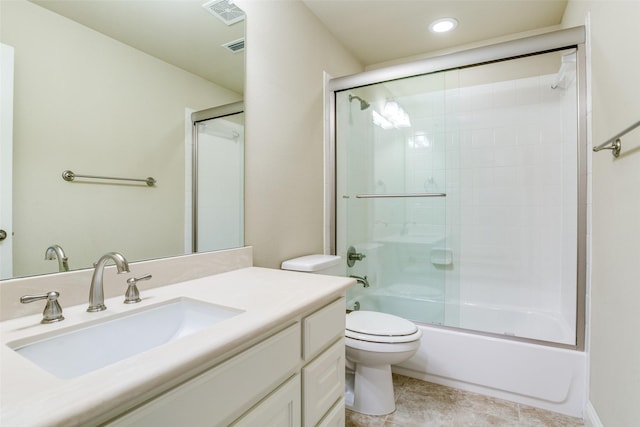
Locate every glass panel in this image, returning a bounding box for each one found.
[336,71,450,326]
[335,48,578,346]
[444,50,578,345]
[196,112,244,252]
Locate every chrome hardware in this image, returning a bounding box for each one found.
[20,291,64,323]
[347,246,366,267]
[355,193,446,198]
[0,229,6,241]
[44,244,69,272]
[349,275,370,288]
[87,252,130,312]
[593,137,622,158]
[353,301,360,311]
[124,274,151,304]
[62,170,156,187]
[593,120,639,158]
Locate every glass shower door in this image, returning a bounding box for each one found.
[194,111,244,252]
[335,72,453,326]
[334,48,581,345]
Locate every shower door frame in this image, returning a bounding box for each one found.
[191,101,244,253]
[324,26,588,351]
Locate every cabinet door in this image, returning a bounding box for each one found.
[317,398,345,427]
[303,297,345,361]
[107,323,301,427]
[302,338,345,426]
[232,374,301,427]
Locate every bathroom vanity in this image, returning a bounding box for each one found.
[0,266,354,426]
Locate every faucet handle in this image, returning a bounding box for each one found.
[20,291,65,324]
[124,274,151,304]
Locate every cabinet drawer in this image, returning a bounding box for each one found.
[317,398,345,427]
[303,297,345,361]
[108,323,301,427]
[232,374,301,427]
[302,338,345,426]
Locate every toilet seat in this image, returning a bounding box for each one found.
[346,311,421,344]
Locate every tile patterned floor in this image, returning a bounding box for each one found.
[346,374,585,427]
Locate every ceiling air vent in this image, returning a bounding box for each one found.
[202,0,245,26]
[222,38,245,53]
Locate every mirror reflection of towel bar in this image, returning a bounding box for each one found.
[355,193,446,198]
[62,170,156,187]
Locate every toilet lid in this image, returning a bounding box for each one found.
[346,311,418,337]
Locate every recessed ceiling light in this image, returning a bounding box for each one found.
[429,17,458,33]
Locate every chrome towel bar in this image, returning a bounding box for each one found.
[354,193,446,198]
[593,120,639,158]
[62,170,156,186]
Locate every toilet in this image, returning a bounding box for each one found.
[344,310,422,415]
[281,254,422,416]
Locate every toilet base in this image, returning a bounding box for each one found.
[345,363,395,416]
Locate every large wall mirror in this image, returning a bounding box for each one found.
[0,0,245,279]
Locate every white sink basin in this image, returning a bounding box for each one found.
[8,297,244,379]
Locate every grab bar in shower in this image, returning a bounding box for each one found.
[354,193,446,198]
[593,120,640,158]
[62,170,156,186]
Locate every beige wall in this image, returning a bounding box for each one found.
[236,0,362,268]
[237,1,640,421]
[562,1,640,425]
[1,0,241,276]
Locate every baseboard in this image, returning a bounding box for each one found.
[584,401,604,427]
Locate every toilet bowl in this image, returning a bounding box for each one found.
[345,310,422,415]
[280,254,422,416]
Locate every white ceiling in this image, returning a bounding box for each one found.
[30,0,568,93]
[303,0,569,66]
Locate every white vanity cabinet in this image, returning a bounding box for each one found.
[301,298,346,426]
[106,296,346,427]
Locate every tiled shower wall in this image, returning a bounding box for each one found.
[339,57,578,343]
[371,69,577,342]
[450,72,577,330]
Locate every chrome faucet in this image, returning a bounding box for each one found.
[45,244,69,272]
[349,275,370,288]
[87,252,130,312]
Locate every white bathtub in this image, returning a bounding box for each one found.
[349,293,586,417]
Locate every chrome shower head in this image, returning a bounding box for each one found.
[349,94,370,110]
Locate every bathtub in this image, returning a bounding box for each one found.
[349,292,586,417]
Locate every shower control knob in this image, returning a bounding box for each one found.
[349,252,366,261]
[347,246,366,267]
[0,229,6,241]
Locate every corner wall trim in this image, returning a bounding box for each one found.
[584,401,604,427]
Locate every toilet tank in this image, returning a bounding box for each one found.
[281,254,343,276]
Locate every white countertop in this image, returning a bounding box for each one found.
[0,267,354,427]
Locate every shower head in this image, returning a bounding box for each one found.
[349,94,370,110]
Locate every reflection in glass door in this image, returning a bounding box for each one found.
[192,104,244,253]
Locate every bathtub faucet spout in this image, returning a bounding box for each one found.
[350,275,370,288]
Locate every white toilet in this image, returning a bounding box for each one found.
[344,310,422,415]
[281,254,423,416]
